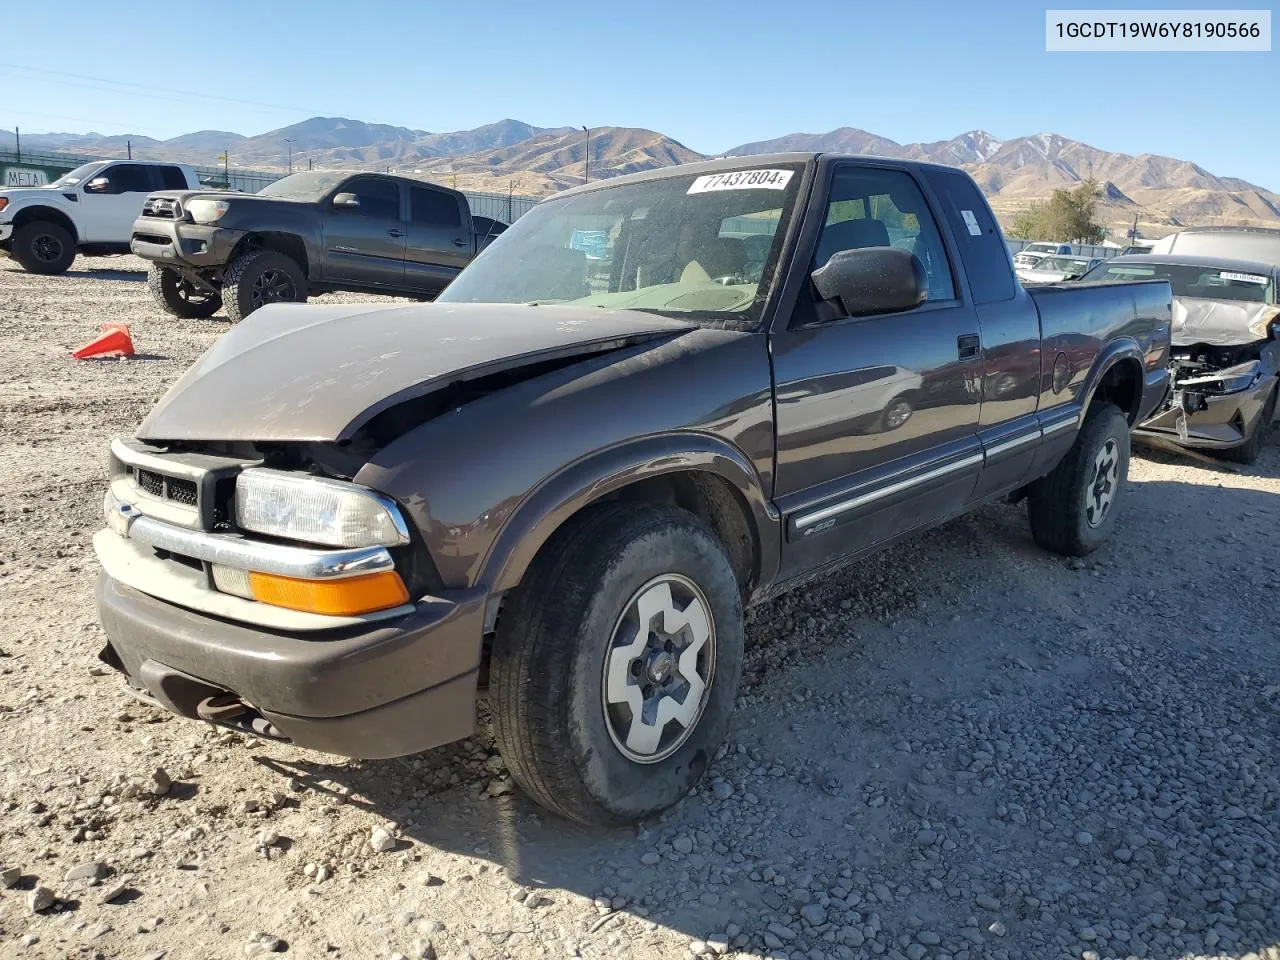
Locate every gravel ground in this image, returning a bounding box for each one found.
[1,255,1278,960]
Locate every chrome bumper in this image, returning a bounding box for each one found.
[104,489,393,581]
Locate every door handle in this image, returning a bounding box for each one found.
[388,229,405,238]
[957,334,981,360]
[452,238,467,247]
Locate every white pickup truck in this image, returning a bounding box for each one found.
[0,159,201,274]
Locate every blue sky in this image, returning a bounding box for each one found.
[2,0,1276,188]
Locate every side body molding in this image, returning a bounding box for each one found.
[481,432,781,598]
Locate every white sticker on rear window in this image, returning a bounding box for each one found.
[687,169,793,194]
[960,209,983,236]
[1219,271,1268,284]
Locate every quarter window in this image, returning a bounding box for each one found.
[815,168,955,303]
[157,166,188,190]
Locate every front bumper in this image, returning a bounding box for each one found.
[1135,371,1277,450]
[129,216,244,269]
[97,573,485,758]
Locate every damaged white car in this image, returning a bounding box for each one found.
[1080,254,1279,463]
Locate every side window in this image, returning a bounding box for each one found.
[99,164,154,195]
[814,168,955,302]
[925,169,1014,304]
[341,178,401,219]
[157,166,188,190]
[411,187,462,228]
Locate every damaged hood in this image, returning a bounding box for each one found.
[137,302,694,442]
[1172,297,1279,347]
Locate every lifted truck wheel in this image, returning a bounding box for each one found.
[1215,380,1276,465]
[148,265,222,319]
[221,249,307,323]
[12,221,76,275]
[490,502,743,825]
[1027,402,1130,557]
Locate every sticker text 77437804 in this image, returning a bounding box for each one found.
[687,169,794,194]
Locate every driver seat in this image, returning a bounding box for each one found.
[681,237,747,283]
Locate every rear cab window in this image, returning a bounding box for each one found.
[157,166,188,190]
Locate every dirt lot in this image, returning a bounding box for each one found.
[1,255,1278,960]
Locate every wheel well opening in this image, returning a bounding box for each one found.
[12,206,79,244]
[1092,359,1142,424]
[234,232,308,276]
[609,472,759,597]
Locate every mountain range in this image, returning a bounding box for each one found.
[3,117,1277,234]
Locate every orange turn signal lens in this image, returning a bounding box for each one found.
[247,570,409,616]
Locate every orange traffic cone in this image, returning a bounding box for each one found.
[72,324,135,360]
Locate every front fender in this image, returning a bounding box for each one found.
[4,198,80,240]
[479,432,780,595]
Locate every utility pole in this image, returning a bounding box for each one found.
[14,126,19,162]
[582,126,590,183]
[127,139,132,160]
[308,158,313,171]
[284,138,295,174]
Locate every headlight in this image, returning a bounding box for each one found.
[185,198,231,224]
[235,469,410,548]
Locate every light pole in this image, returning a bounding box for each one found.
[284,138,295,174]
[582,126,590,183]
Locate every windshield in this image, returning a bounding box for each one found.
[256,171,351,201]
[1080,261,1275,303]
[1036,256,1090,274]
[438,164,806,327]
[48,162,106,188]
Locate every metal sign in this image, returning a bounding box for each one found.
[3,166,50,187]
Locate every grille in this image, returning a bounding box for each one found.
[141,197,180,219]
[133,468,198,507]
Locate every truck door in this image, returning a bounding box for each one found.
[771,162,984,578]
[321,177,407,287]
[923,167,1044,501]
[79,163,155,243]
[404,185,470,293]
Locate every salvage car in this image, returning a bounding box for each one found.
[93,154,1172,825]
[1017,255,1101,285]
[1012,241,1073,271]
[130,170,508,322]
[1149,225,1280,264]
[1080,254,1278,462]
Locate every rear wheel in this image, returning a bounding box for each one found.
[12,221,76,275]
[1216,381,1276,465]
[1028,403,1130,556]
[147,265,222,319]
[221,249,306,323]
[490,502,743,825]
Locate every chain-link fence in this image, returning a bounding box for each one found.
[0,149,539,222]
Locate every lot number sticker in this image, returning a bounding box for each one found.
[688,169,793,194]
[960,210,983,236]
[1219,271,1269,284]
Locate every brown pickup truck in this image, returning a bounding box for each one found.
[94,154,1172,825]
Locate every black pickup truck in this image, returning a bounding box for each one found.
[130,171,507,322]
[94,154,1171,825]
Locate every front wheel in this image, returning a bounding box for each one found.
[12,221,76,274]
[490,502,743,825]
[1027,403,1130,556]
[221,249,307,323]
[147,265,222,319]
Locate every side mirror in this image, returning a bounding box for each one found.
[332,192,360,209]
[85,176,110,194]
[812,247,926,317]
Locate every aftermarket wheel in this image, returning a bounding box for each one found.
[490,502,743,825]
[1027,402,1130,556]
[12,221,75,275]
[221,249,306,323]
[148,265,222,319]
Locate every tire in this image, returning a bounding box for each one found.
[879,395,914,432]
[147,265,222,319]
[12,221,76,275]
[1215,380,1276,465]
[490,502,744,826]
[1027,402,1130,557]
[221,249,306,323]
